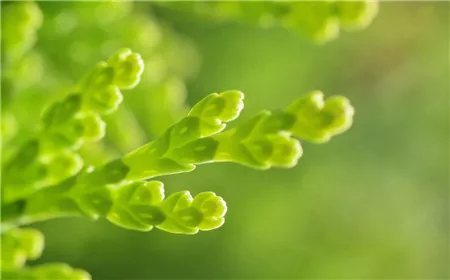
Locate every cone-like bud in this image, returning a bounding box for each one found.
[107,48,145,89]
[335,0,379,31]
[285,91,354,143]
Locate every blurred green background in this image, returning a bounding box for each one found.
[10,1,449,279]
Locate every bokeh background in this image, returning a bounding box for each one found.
[4,1,449,279]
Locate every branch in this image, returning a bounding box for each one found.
[2,48,144,203]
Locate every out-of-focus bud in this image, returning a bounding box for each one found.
[32,263,92,280]
[79,113,106,142]
[335,0,379,31]
[45,151,83,183]
[108,48,144,89]
[286,91,354,143]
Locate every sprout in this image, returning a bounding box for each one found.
[286,91,354,143]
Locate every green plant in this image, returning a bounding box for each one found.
[1,1,368,279]
[1,51,353,278]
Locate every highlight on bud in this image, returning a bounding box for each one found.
[285,91,354,143]
[189,90,244,136]
[264,133,303,168]
[81,49,143,113]
[45,151,83,182]
[212,109,303,170]
[78,113,106,141]
[191,192,227,231]
[212,90,245,122]
[107,48,145,89]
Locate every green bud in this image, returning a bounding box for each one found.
[15,2,43,29]
[128,204,166,226]
[107,181,166,231]
[78,113,106,142]
[75,187,114,218]
[209,90,245,122]
[32,263,91,280]
[282,2,339,43]
[191,192,227,218]
[45,151,83,183]
[85,85,123,114]
[335,0,379,31]
[320,95,354,134]
[14,228,45,260]
[107,48,145,89]
[1,234,26,269]
[159,191,193,214]
[43,118,84,149]
[260,111,296,134]
[212,110,302,169]
[156,191,199,234]
[188,90,244,136]
[0,228,44,269]
[122,90,244,180]
[128,181,165,205]
[286,91,354,143]
[173,207,203,228]
[264,134,302,168]
[157,191,228,234]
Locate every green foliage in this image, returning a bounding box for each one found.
[161,0,378,43]
[1,228,90,280]
[123,89,353,177]
[108,181,227,234]
[1,87,353,235]
[2,48,144,203]
[33,0,196,150]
